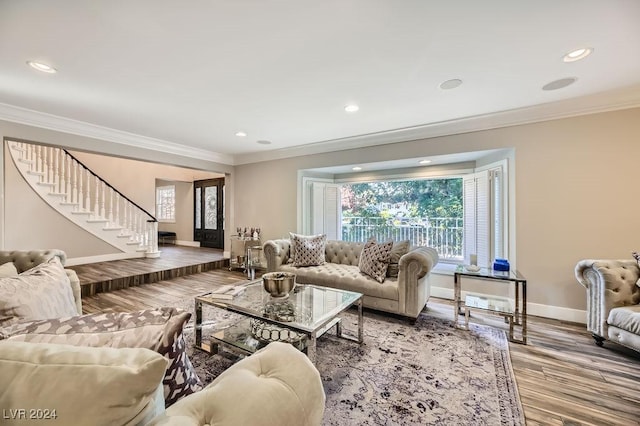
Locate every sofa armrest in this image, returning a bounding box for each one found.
[397,247,439,318]
[575,259,640,338]
[263,240,292,272]
[65,269,83,315]
[149,342,325,426]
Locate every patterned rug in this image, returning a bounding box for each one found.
[177,299,525,426]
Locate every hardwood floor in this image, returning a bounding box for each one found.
[68,245,228,297]
[82,269,640,426]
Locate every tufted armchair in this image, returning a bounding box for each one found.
[0,249,82,314]
[575,259,640,352]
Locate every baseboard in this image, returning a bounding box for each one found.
[66,252,145,266]
[430,286,587,324]
[175,240,201,247]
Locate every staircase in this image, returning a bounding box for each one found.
[8,141,160,258]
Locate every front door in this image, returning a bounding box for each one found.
[194,178,224,248]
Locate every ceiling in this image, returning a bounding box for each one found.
[1,1,640,166]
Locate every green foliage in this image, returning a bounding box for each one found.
[342,178,463,219]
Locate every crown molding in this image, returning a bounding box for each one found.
[0,103,234,165]
[3,85,640,168]
[233,86,640,165]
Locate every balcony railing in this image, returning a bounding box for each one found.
[341,216,463,261]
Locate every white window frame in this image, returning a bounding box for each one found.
[156,185,176,223]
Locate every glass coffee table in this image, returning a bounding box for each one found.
[194,281,363,363]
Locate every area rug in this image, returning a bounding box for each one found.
[175,299,525,426]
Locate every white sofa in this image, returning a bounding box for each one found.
[575,259,640,353]
[0,340,325,426]
[264,239,439,319]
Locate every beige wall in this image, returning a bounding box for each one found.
[234,107,640,313]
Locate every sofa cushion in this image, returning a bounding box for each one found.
[0,340,167,426]
[0,257,77,326]
[281,263,399,301]
[387,240,410,278]
[0,262,18,278]
[0,307,202,407]
[290,233,327,267]
[358,238,393,283]
[608,305,640,334]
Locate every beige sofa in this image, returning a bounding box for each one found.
[264,239,439,319]
[575,259,640,353]
[0,249,82,314]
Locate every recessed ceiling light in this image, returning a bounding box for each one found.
[27,60,57,73]
[563,47,593,63]
[257,140,271,145]
[352,166,362,171]
[419,160,432,165]
[542,77,577,91]
[344,104,359,113]
[439,79,462,90]
[235,131,247,137]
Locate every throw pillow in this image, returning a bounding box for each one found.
[0,257,77,326]
[289,233,327,267]
[358,238,394,283]
[0,262,18,278]
[0,340,167,426]
[0,307,202,407]
[386,240,411,278]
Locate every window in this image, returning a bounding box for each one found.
[156,185,176,222]
[301,158,509,267]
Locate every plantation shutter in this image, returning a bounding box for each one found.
[475,170,490,268]
[463,170,491,268]
[491,167,504,260]
[311,182,341,240]
[463,175,476,265]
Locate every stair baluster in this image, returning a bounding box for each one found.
[100,182,106,219]
[52,148,59,190]
[85,169,91,213]
[77,162,84,210]
[94,176,100,218]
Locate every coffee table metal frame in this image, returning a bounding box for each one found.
[453,266,527,344]
[194,281,364,363]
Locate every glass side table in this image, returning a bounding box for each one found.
[453,265,527,344]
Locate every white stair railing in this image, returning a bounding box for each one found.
[7,141,160,258]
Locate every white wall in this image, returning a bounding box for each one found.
[233,107,640,316]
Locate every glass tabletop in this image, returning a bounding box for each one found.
[455,265,525,281]
[196,281,362,333]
